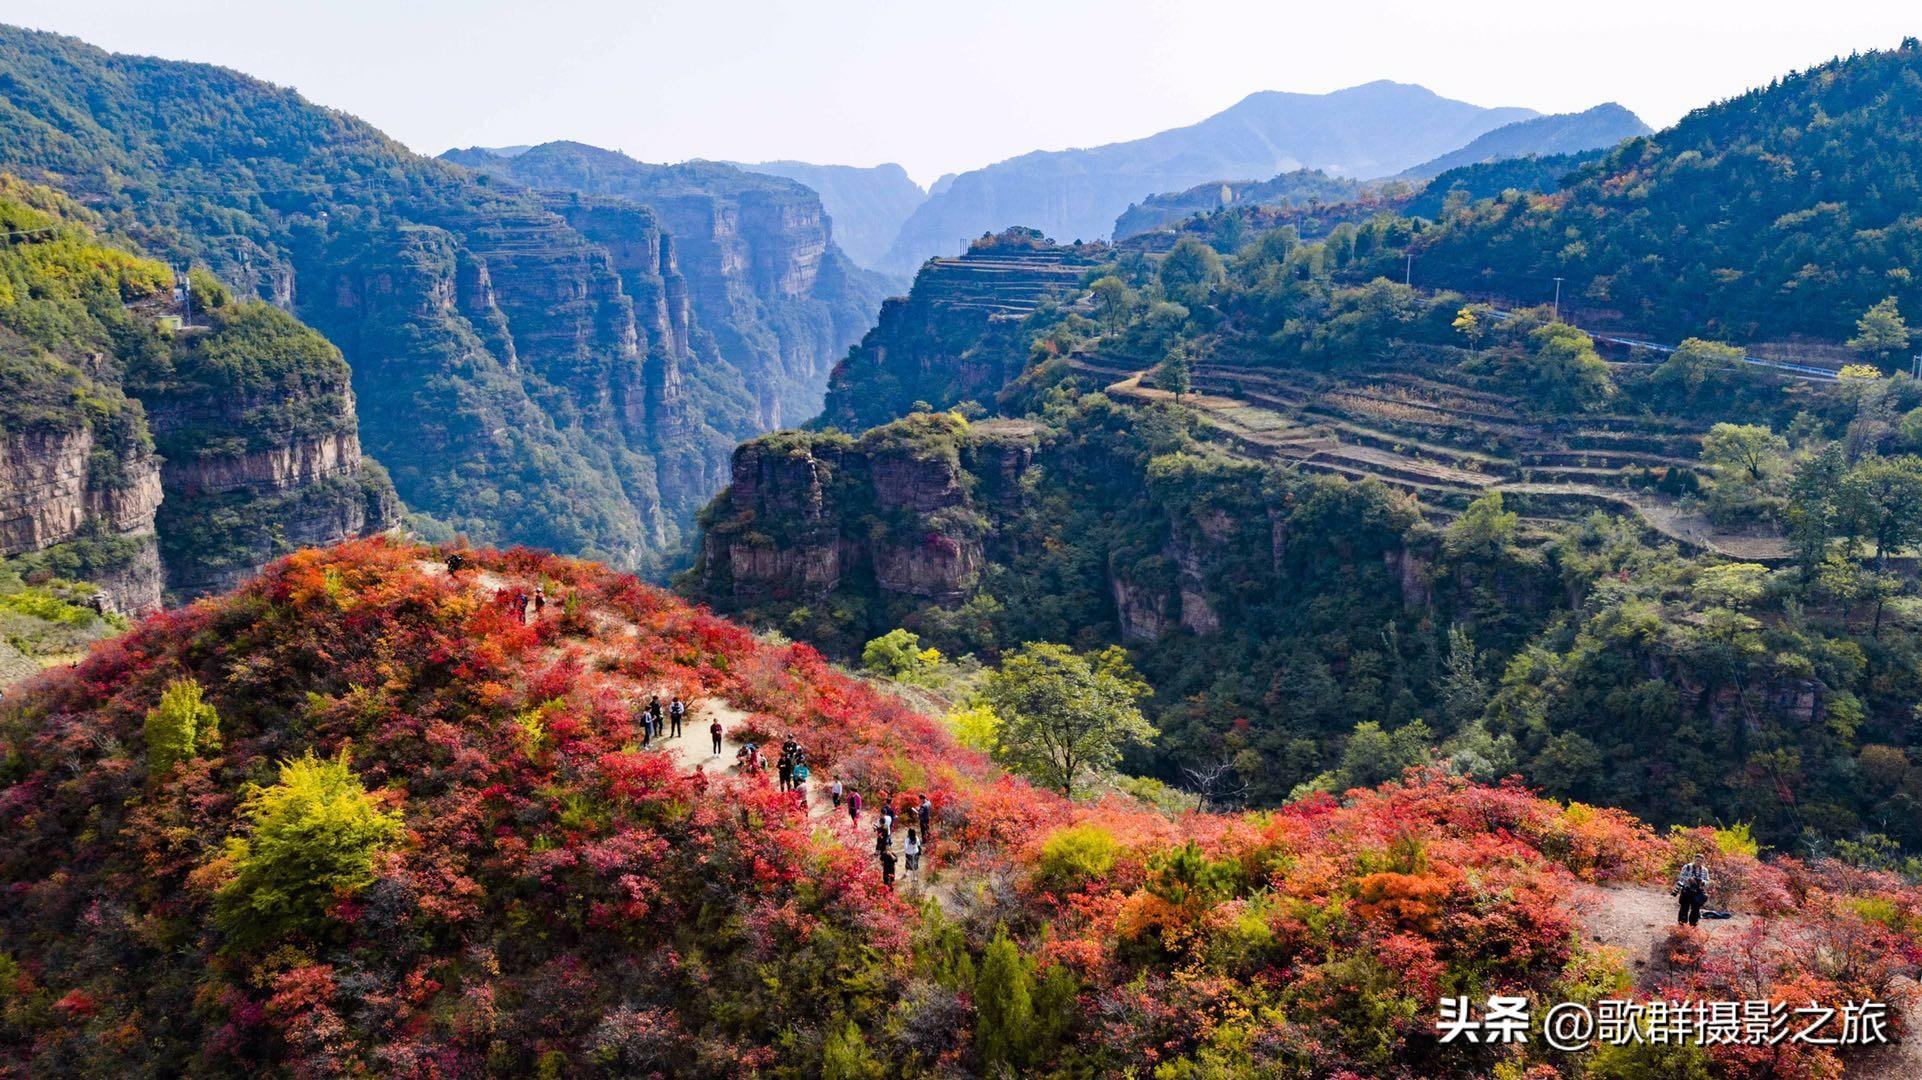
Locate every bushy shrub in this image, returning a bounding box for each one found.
[143,677,220,778]
[214,750,401,948]
[1034,823,1120,890]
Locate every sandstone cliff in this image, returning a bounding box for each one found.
[0,389,165,613]
[696,415,1037,614]
[129,301,400,598]
[817,229,1101,432]
[441,142,895,431]
[0,178,395,607]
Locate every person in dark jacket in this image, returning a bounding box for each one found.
[1672,858,1712,926]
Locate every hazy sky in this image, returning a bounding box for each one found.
[11,0,1917,187]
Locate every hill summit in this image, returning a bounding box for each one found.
[2,539,1918,1075]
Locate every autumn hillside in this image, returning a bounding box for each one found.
[2,539,1919,1077]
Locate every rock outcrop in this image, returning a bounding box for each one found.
[817,230,1102,431]
[0,418,165,613]
[697,415,1029,610]
[0,177,394,607]
[731,160,927,273]
[130,301,400,597]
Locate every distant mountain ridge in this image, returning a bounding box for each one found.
[729,160,926,274]
[1397,103,1650,180]
[880,80,1536,274]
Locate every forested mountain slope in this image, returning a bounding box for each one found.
[0,25,880,572]
[3,537,1916,1076]
[1395,103,1649,181]
[1409,38,1922,343]
[695,138,1922,861]
[1112,169,1370,241]
[0,177,393,626]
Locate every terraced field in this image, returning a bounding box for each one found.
[1071,356,1792,560]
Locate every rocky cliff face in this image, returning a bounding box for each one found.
[0,422,165,613]
[818,230,1101,431]
[130,302,400,598]
[0,28,836,571]
[731,160,927,273]
[442,143,895,431]
[0,174,396,607]
[696,415,1031,612]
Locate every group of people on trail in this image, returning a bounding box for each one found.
[501,582,546,625]
[637,694,686,747]
[864,792,934,888]
[775,737,810,796]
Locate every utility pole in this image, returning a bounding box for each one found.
[1552,276,1564,321]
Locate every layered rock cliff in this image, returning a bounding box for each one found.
[0,374,165,613]
[817,229,1102,431]
[127,302,400,597]
[0,27,821,571]
[442,142,896,431]
[731,160,927,272]
[695,414,1034,615]
[0,177,394,607]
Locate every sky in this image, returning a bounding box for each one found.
[10,0,1918,188]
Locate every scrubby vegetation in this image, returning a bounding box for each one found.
[4,539,1919,1076]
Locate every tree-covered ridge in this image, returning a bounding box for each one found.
[0,176,163,451]
[0,23,869,571]
[3,537,1917,1076]
[0,174,395,607]
[1409,38,1922,342]
[1395,103,1650,181]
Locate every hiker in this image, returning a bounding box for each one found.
[918,794,932,839]
[710,718,724,756]
[792,760,810,803]
[881,802,896,837]
[668,697,685,738]
[879,849,897,888]
[1672,857,1712,927]
[847,788,862,825]
[874,820,892,854]
[904,828,921,873]
[446,551,465,574]
[777,751,794,792]
[533,584,547,619]
[830,778,844,808]
[640,711,653,747]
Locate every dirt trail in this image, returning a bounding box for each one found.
[1573,884,1756,990]
[422,557,949,902]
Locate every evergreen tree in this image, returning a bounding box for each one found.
[974,925,1035,1073]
